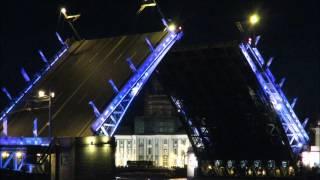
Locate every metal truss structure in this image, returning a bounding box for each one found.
[170,96,212,158]
[0,33,67,123]
[0,137,51,172]
[0,148,27,171]
[239,40,309,156]
[91,30,183,136]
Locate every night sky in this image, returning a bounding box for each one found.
[0,0,319,126]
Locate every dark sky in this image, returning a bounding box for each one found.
[0,0,319,125]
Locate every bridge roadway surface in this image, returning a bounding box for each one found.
[4,31,166,137]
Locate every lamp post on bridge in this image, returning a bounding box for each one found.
[235,13,261,45]
[60,7,81,40]
[38,90,55,139]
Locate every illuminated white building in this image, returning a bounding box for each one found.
[115,80,192,168]
[115,134,190,167]
[301,121,320,168]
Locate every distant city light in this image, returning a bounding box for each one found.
[249,14,260,25]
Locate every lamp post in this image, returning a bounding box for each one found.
[60,7,81,40]
[235,13,261,45]
[38,90,55,138]
[248,13,260,46]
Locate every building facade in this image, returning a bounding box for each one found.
[115,80,192,167]
[115,134,190,167]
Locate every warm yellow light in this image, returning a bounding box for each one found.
[50,92,55,98]
[168,24,177,32]
[208,165,212,170]
[230,169,234,175]
[262,169,266,176]
[249,14,260,25]
[1,151,9,158]
[16,151,23,159]
[38,90,45,98]
[60,7,67,14]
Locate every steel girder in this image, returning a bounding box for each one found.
[91,30,183,136]
[239,42,309,156]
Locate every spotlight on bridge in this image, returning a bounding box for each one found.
[1,151,9,158]
[274,103,282,111]
[249,13,260,25]
[168,23,177,32]
[15,151,23,159]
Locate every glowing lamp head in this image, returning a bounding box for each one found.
[50,92,55,98]
[1,151,9,158]
[60,7,67,15]
[16,151,23,159]
[168,23,177,32]
[249,14,260,25]
[38,90,45,98]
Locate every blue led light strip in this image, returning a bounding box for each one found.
[239,42,309,155]
[0,37,68,123]
[0,137,50,146]
[91,31,183,136]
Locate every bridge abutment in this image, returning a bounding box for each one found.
[0,136,116,180]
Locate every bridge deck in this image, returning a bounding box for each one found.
[4,31,166,137]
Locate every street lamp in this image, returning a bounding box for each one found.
[60,7,67,15]
[60,7,81,40]
[167,23,177,32]
[38,90,55,138]
[137,0,157,14]
[249,14,260,26]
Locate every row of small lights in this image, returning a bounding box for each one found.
[1,151,23,159]
[1,151,43,158]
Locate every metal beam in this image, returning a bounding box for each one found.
[91,30,183,136]
[239,42,309,156]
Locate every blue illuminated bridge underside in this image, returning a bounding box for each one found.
[240,42,309,155]
[0,31,173,137]
[0,29,307,160]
